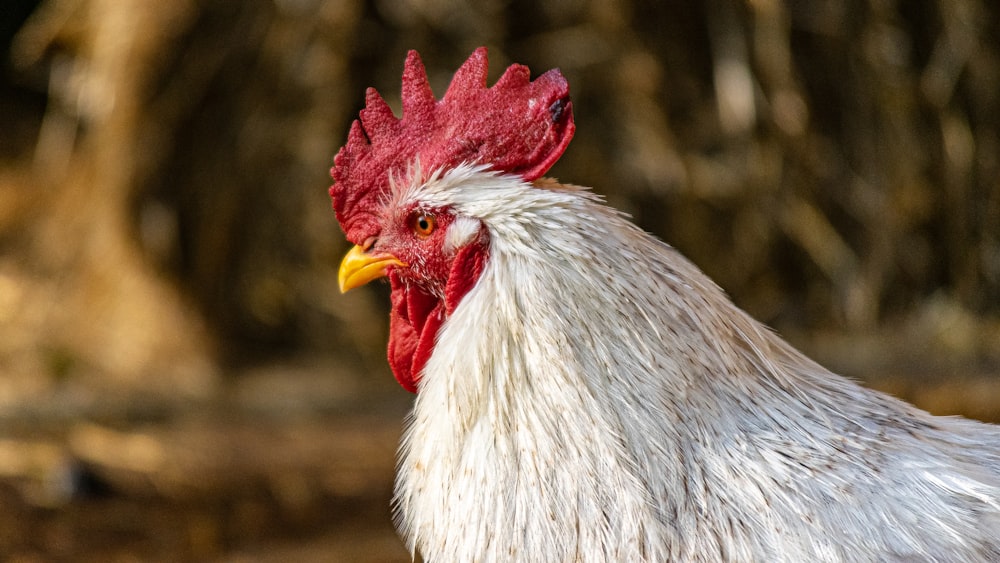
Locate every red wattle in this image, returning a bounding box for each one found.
[445,242,489,315]
[386,243,489,393]
[387,275,435,393]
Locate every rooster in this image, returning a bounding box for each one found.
[331,48,1000,561]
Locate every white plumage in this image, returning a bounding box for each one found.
[331,48,1000,561]
[390,163,1000,561]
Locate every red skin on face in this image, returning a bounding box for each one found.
[385,237,488,392]
[371,206,488,392]
[331,48,574,247]
[332,47,571,392]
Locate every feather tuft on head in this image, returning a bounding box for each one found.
[330,47,576,244]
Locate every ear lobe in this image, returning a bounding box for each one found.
[444,216,484,253]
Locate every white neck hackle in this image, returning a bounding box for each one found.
[390,164,1000,562]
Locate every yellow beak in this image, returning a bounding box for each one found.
[338,244,407,293]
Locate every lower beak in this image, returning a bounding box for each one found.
[338,244,406,293]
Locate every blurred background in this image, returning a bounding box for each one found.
[0,0,998,560]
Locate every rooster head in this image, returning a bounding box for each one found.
[330,48,575,392]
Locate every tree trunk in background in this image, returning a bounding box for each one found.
[2,0,998,394]
[3,0,219,402]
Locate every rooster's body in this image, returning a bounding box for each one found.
[331,49,1000,561]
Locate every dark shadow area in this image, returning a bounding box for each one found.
[0,0,997,559]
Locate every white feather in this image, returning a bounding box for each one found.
[390,164,1000,561]
[443,215,481,254]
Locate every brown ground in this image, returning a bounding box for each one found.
[1,1,998,560]
[0,344,997,562]
[0,360,413,562]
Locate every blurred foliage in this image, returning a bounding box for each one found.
[1,0,998,387]
[1,1,998,558]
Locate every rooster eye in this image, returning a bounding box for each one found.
[412,213,436,238]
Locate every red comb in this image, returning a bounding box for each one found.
[330,47,575,244]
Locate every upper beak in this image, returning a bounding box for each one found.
[338,244,407,293]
